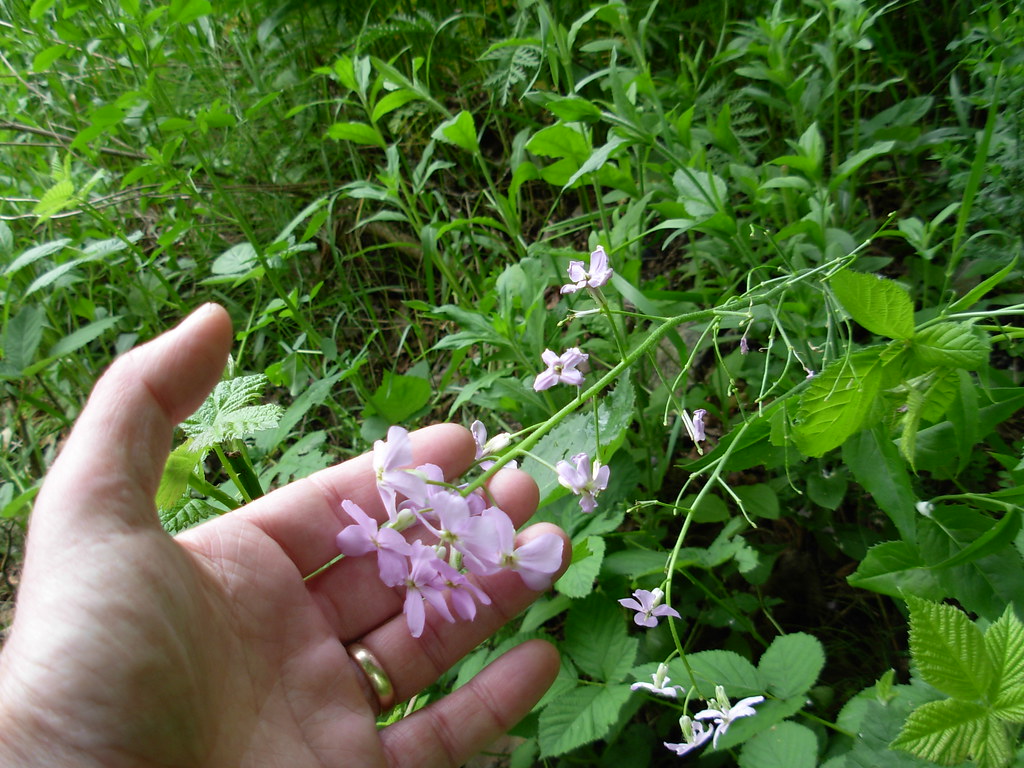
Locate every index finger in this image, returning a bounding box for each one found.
[213,424,477,576]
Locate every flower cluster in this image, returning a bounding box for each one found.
[335,426,564,638]
[660,685,764,757]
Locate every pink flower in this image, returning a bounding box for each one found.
[374,426,428,519]
[556,452,609,513]
[561,245,613,294]
[682,408,707,446]
[618,587,680,628]
[477,508,563,590]
[336,500,412,587]
[470,420,516,470]
[533,348,588,391]
[402,541,455,638]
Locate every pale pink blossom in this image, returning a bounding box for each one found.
[561,245,613,294]
[335,500,411,587]
[556,452,609,513]
[533,348,588,391]
[618,587,680,628]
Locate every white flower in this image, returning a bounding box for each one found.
[630,663,684,698]
[695,685,765,749]
[664,715,713,756]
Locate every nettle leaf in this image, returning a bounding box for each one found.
[182,374,283,451]
[912,322,992,370]
[984,605,1024,706]
[892,698,1008,768]
[906,596,993,700]
[564,593,637,683]
[738,720,819,768]
[792,351,883,457]
[537,683,632,758]
[1,304,45,375]
[759,632,826,699]
[830,269,915,340]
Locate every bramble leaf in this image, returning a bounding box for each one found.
[830,270,915,339]
[564,593,637,683]
[891,698,1001,767]
[738,721,818,768]
[537,683,633,757]
[759,632,826,699]
[182,374,283,451]
[984,605,1024,706]
[906,595,993,700]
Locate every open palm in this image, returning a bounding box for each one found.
[0,304,567,768]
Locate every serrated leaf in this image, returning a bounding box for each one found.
[985,605,1024,703]
[537,684,632,757]
[912,323,991,369]
[554,535,605,598]
[891,698,1004,768]
[830,270,915,339]
[4,237,72,275]
[685,650,763,698]
[182,374,283,450]
[793,351,883,457]
[526,122,589,162]
[564,593,637,683]
[759,632,825,699]
[906,595,993,700]
[32,178,75,218]
[431,110,478,153]
[738,721,819,768]
[159,497,221,535]
[1,305,45,375]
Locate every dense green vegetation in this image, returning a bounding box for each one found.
[2,0,1023,764]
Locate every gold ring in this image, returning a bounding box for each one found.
[348,643,396,712]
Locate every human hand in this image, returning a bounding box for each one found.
[0,304,569,767]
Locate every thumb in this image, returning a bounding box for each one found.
[33,303,233,537]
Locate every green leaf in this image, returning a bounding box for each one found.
[362,371,431,425]
[685,650,763,698]
[912,323,991,369]
[759,633,825,699]
[326,121,386,148]
[830,141,896,190]
[157,442,206,510]
[843,427,918,543]
[32,43,69,72]
[544,95,603,122]
[847,540,943,600]
[906,595,993,700]
[526,123,590,162]
[32,178,75,218]
[564,593,637,683]
[986,605,1024,708]
[738,721,819,768]
[563,134,628,189]
[537,684,633,758]
[159,497,221,535]
[181,374,284,450]
[947,257,1018,314]
[830,270,915,339]
[370,89,421,123]
[430,110,478,153]
[891,698,1005,768]
[1,305,45,375]
[555,535,605,599]
[792,351,883,457]
[5,237,72,275]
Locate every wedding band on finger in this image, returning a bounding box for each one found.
[348,643,396,712]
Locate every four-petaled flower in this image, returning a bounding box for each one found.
[664,715,714,757]
[556,452,610,513]
[470,420,516,470]
[695,685,765,749]
[561,245,613,294]
[618,587,680,628]
[373,426,428,519]
[533,348,588,391]
[335,500,411,587]
[631,662,684,698]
